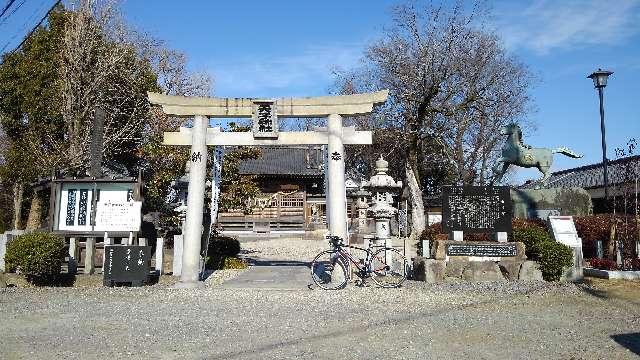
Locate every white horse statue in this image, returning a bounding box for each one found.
[492,123,582,185]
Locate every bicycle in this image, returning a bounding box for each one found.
[310,235,407,290]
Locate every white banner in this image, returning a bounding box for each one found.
[94,201,142,232]
[210,147,224,224]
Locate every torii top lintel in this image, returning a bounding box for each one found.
[147,90,389,118]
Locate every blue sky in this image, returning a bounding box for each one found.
[1,0,639,183]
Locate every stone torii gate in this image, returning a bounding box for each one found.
[149,90,389,286]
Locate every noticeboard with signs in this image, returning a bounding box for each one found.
[442,186,513,233]
[103,245,151,286]
[94,201,142,232]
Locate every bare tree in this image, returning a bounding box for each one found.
[335,1,535,246]
[58,0,157,173]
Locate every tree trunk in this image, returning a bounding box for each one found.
[12,182,24,230]
[406,163,426,252]
[25,193,43,230]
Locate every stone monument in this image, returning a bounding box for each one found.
[414,185,540,282]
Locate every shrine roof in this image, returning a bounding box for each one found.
[518,154,640,190]
[238,147,324,177]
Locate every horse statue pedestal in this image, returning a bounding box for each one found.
[510,187,592,219]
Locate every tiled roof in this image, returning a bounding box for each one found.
[519,155,640,189]
[238,146,324,177]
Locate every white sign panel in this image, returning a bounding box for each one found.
[549,215,581,247]
[94,201,142,232]
[428,213,442,226]
[210,147,224,224]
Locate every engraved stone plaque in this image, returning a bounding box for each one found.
[442,186,512,233]
[446,243,517,257]
[251,100,278,139]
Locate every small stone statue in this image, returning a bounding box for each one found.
[492,123,582,186]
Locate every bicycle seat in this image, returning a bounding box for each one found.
[327,235,344,247]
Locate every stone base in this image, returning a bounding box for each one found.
[519,261,544,281]
[511,187,591,219]
[584,268,640,280]
[412,257,544,282]
[0,270,6,288]
[412,258,445,282]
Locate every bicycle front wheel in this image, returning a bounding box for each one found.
[369,247,407,288]
[310,250,348,290]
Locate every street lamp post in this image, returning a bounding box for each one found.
[588,68,613,202]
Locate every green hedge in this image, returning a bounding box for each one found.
[5,232,65,284]
[513,225,574,281]
[205,236,242,270]
[513,226,552,259]
[535,241,574,281]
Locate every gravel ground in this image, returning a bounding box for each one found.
[2,238,640,359]
[238,237,329,262]
[3,280,640,359]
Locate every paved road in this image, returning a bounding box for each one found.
[220,259,313,290]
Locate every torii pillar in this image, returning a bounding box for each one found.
[149,90,389,286]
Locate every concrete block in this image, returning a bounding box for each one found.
[173,235,183,276]
[68,237,79,274]
[421,240,431,258]
[155,237,164,275]
[84,237,95,275]
[0,234,7,271]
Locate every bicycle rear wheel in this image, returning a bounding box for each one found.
[310,250,348,290]
[369,247,407,288]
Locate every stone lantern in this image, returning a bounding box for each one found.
[361,156,403,254]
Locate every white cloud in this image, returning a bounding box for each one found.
[494,0,640,54]
[207,44,363,98]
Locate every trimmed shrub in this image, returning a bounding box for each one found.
[5,232,65,284]
[206,236,241,270]
[512,218,547,232]
[512,226,552,259]
[220,257,248,270]
[589,258,618,271]
[534,241,574,281]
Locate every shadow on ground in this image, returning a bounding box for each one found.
[611,333,640,355]
[246,259,310,267]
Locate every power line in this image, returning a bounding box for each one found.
[0,0,26,27]
[0,0,18,19]
[0,0,60,56]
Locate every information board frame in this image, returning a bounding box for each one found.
[442,186,513,233]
